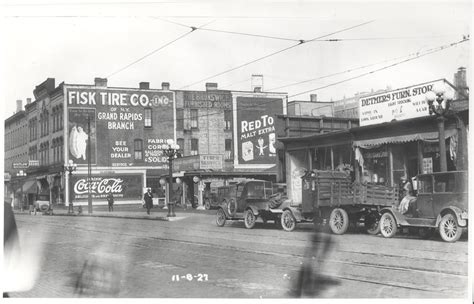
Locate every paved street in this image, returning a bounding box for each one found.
[7,206,469,298]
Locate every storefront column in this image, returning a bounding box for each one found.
[330,147,334,170]
[388,146,394,186]
[417,141,423,174]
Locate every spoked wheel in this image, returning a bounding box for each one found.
[380,212,397,238]
[365,212,381,235]
[204,199,211,210]
[439,213,462,242]
[281,210,296,232]
[216,208,226,227]
[329,208,349,235]
[244,209,256,229]
[227,199,237,217]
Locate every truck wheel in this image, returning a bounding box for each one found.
[439,213,462,242]
[329,208,349,235]
[365,212,381,235]
[281,210,296,232]
[380,213,397,238]
[244,209,256,229]
[204,199,211,210]
[216,208,226,227]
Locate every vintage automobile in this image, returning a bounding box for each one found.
[34,193,53,215]
[379,171,468,242]
[279,170,399,233]
[203,188,219,210]
[215,180,288,229]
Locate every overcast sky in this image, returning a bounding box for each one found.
[0,0,471,118]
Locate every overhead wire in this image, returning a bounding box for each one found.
[178,20,375,89]
[163,37,469,124]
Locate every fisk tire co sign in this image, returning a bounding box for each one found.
[70,174,143,201]
[65,86,175,171]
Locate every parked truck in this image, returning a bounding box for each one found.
[280,170,399,234]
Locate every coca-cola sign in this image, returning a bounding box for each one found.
[70,174,143,201]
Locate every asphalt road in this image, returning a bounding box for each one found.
[7,211,469,298]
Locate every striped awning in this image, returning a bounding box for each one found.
[353,128,457,148]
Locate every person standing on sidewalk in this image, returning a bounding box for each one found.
[107,192,114,212]
[143,188,153,215]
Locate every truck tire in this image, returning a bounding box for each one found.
[380,212,397,238]
[365,211,381,235]
[216,208,226,227]
[281,210,296,232]
[439,213,462,242]
[227,199,237,217]
[329,208,349,235]
[244,209,256,229]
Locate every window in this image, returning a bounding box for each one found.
[224,110,232,130]
[177,138,184,156]
[225,139,232,160]
[176,109,184,130]
[190,138,198,156]
[144,108,152,127]
[134,139,143,160]
[190,109,198,129]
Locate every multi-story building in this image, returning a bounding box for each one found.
[4,77,288,208]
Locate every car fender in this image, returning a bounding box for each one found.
[283,207,303,222]
[245,205,259,216]
[380,207,410,226]
[436,206,468,227]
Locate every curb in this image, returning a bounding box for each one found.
[14,211,186,221]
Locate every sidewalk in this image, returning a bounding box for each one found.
[13,204,216,222]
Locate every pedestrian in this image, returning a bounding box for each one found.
[107,192,114,212]
[143,188,153,215]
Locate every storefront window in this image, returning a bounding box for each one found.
[360,146,388,185]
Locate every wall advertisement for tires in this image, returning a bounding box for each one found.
[69,174,143,201]
[235,96,284,165]
[66,86,175,171]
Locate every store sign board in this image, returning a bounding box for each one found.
[359,80,454,126]
[183,91,232,109]
[65,86,175,173]
[173,155,200,172]
[69,174,143,201]
[200,155,223,170]
[28,160,39,167]
[236,97,283,165]
[13,162,29,169]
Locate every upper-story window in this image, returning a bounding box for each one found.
[144,108,152,128]
[190,138,199,156]
[176,108,184,131]
[177,138,185,156]
[224,110,232,130]
[190,109,198,129]
[134,139,143,160]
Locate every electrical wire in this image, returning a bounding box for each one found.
[178,20,374,89]
[107,20,215,78]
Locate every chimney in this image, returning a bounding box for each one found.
[161,82,170,90]
[26,98,32,104]
[251,74,263,92]
[94,77,108,87]
[205,83,218,91]
[139,82,150,89]
[454,67,468,99]
[310,94,318,102]
[16,100,22,112]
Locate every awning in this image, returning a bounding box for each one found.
[16,180,37,194]
[353,128,457,148]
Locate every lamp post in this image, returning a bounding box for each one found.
[162,139,181,217]
[17,170,27,211]
[193,176,205,210]
[64,159,77,213]
[425,82,454,172]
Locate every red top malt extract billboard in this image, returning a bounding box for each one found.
[235,96,285,167]
[65,86,175,172]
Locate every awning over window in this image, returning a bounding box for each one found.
[353,128,457,148]
[16,180,37,194]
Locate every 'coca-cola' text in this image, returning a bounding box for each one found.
[74,178,124,194]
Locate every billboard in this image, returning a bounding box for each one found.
[235,96,284,166]
[65,87,175,171]
[359,79,454,126]
[70,174,143,201]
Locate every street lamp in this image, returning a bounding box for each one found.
[64,159,77,213]
[162,139,181,217]
[425,82,455,172]
[17,170,27,211]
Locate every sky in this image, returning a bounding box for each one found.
[0,0,472,119]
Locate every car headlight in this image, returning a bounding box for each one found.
[460,211,468,220]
